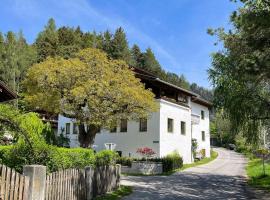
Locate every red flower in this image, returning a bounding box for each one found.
[137,147,156,158]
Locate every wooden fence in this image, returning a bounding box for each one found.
[45,165,121,200]
[0,164,121,200]
[0,165,29,200]
[45,169,86,200]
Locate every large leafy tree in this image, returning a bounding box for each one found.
[23,48,157,147]
[208,0,270,144]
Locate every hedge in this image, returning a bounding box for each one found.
[0,145,118,173]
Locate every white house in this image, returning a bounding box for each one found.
[57,68,212,164]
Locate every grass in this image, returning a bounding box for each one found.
[180,150,218,171]
[123,150,218,176]
[246,158,270,191]
[94,186,133,200]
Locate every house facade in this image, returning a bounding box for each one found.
[57,68,212,164]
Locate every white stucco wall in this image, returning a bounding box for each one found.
[191,102,211,158]
[58,115,80,147]
[94,111,160,158]
[159,99,192,164]
[57,99,210,164]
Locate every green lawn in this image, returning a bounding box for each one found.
[94,186,132,200]
[246,158,270,191]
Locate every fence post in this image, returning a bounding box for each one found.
[116,164,121,188]
[23,165,46,200]
[85,166,94,200]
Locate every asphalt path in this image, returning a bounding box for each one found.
[121,148,269,200]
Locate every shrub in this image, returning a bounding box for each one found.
[0,142,54,173]
[116,157,134,167]
[48,147,95,172]
[161,151,183,172]
[0,145,96,173]
[95,150,119,167]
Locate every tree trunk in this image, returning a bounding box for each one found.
[78,124,99,148]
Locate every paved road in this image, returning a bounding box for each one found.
[121,148,269,200]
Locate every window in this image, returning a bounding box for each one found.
[181,121,186,135]
[139,118,147,132]
[167,118,174,133]
[202,131,205,141]
[120,119,127,132]
[201,110,205,120]
[110,126,117,133]
[73,123,79,134]
[65,123,70,134]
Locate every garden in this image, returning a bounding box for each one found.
[0,104,118,173]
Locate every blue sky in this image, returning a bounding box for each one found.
[1,0,240,88]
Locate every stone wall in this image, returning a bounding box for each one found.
[121,161,163,175]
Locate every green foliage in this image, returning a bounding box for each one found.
[110,27,131,64]
[0,31,37,97]
[191,138,198,159]
[94,186,133,200]
[160,151,183,172]
[210,109,233,147]
[116,157,133,167]
[0,104,111,173]
[95,150,119,167]
[49,148,95,172]
[190,83,213,102]
[42,122,57,145]
[208,0,270,144]
[0,145,97,173]
[55,133,70,147]
[24,48,158,147]
[35,18,59,62]
[235,134,253,154]
[247,158,270,191]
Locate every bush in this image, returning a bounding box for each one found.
[48,147,96,172]
[0,145,117,172]
[95,150,119,167]
[0,142,54,173]
[161,151,183,172]
[116,157,133,167]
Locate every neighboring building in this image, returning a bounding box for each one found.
[58,68,212,164]
[0,80,17,102]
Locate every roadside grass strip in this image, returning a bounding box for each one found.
[246,158,270,191]
[94,186,133,200]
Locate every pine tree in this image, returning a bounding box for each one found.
[130,44,143,67]
[57,26,81,58]
[35,18,59,62]
[142,48,163,75]
[110,27,131,64]
[102,30,112,56]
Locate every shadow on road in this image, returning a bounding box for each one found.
[122,173,256,200]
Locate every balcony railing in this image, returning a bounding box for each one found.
[191,113,200,125]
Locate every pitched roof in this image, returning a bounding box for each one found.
[131,67,212,108]
[0,81,17,102]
